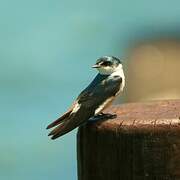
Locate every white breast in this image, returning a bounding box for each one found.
[95,65,125,115]
[95,97,114,115]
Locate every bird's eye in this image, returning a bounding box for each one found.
[101,61,111,66]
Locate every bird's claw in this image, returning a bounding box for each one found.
[94,113,117,119]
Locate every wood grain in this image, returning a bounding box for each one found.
[77,100,180,180]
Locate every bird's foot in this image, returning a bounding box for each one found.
[94,112,117,119]
[89,112,117,123]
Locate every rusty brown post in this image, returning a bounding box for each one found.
[77,100,180,180]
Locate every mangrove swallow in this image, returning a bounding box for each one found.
[47,56,125,139]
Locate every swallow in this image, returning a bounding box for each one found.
[47,56,125,139]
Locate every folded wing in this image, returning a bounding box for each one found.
[47,74,122,139]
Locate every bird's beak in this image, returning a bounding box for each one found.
[92,64,101,68]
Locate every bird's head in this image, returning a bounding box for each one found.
[92,56,122,75]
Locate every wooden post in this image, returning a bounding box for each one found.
[77,100,180,180]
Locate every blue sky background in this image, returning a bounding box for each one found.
[1,0,180,179]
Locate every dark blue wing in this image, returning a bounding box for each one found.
[78,74,122,109]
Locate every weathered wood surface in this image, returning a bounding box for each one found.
[77,100,180,180]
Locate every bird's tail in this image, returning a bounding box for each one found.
[46,106,92,139]
[46,110,72,129]
[46,109,74,139]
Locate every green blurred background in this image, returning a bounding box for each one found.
[1,0,180,179]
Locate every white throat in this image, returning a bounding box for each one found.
[111,64,124,77]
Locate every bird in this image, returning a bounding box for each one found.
[46,56,125,139]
